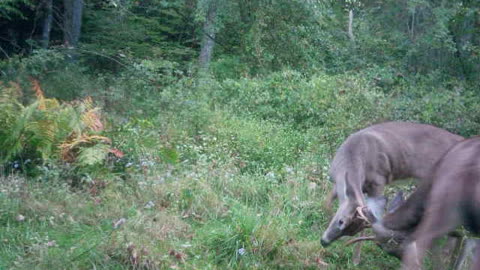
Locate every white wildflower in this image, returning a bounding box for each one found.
[237,248,246,256]
[113,218,126,229]
[144,201,155,209]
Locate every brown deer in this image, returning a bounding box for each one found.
[398,137,480,270]
[321,121,463,247]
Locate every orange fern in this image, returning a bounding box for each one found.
[82,108,104,132]
[30,78,46,110]
[1,79,115,166]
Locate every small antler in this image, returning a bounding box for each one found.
[345,236,376,246]
[356,206,372,226]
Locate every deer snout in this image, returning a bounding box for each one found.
[321,224,342,247]
[320,237,331,247]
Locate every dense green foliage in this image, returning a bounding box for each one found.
[0,0,479,269]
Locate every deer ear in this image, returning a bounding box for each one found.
[345,173,356,197]
[387,191,404,214]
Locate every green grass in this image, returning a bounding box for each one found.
[4,69,475,269]
[0,171,400,269]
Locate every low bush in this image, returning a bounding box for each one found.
[214,70,388,131]
[389,74,480,136]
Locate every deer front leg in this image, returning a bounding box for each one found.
[471,240,480,270]
[352,230,365,265]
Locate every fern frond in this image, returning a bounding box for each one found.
[30,78,44,99]
[77,144,110,166]
[83,96,94,111]
[59,134,111,163]
[30,78,46,110]
[0,82,23,100]
[0,82,23,134]
[82,108,104,132]
[0,80,112,167]
[25,119,57,160]
[43,98,60,110]
[0,100,37,161]
[59,106,83,137]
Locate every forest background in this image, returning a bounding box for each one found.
[0,0,479,269]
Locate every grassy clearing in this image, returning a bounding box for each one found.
[0,161,400,269]
[0,123,399,269]
[2,70,476,269]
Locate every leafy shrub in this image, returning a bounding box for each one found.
[0,49,96,100]
[0,49,66,80]
[211,56,250,81]
[215,70,388,131]
[389,74,480,136]
[213,115,306,173]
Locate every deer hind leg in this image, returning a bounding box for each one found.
[401,201,461,270]
[471,241,480,270]
[454,238,480,270]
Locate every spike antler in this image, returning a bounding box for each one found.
[355,206,372,226]
[346,236,376,246]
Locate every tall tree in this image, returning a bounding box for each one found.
[348,9,354,41]
[198,0,217,73]
[41,0,53,48]
[63,0,83,48]
[346,0,361,42]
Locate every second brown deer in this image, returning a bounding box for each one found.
[358,137,480,269]
[397,137,480,270]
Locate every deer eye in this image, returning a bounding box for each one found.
[338,219,344,226]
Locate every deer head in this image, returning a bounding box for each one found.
[321,175,368,246]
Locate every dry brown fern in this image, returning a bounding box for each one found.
[59,134,111,163]
[30,77,46,110]
[82,108,104,132]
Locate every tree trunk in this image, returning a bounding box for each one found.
[348,9,355,42]
[410,7,415,40]
[453,10,476,80]
[63,0,84,48]
[198,0,217,73]
[41,0,53,49]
